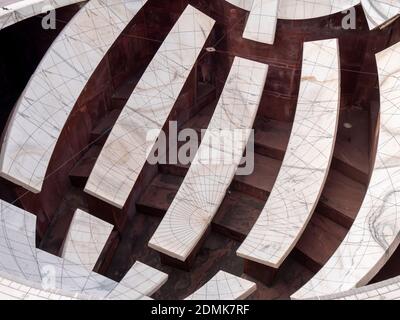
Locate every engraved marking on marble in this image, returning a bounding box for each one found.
[185,271,256,300]
[237,38,340,268]
[292,40,400,299]
[84,5,216,209]
[148,57,268,262]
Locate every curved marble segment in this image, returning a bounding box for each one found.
[106,261,168,300]
[278,0,359,20]
[149,57,268,262]
[224,0,254,11]
[0,0,85,30]
[0,201,86,300]
[0,0,147,193]
[33,251,162,299]
[0,200,39,280]
[0,199,165,299]
[0,273,93,300]
[292,40,400,300]
[84,5,216,208]
[315,276,400,300]
[61,209,113,271]
[0,200,112,296]
[185,271,256,300]
[361,0,400,30]
[227,0,360,22]
[0,278,75,300]
[237,39,340,268]
[242,0,279,45]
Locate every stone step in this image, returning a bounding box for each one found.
[69,145,102,188]
[136,174,183,216]
[160,153,365,228]
[294,212,347,273]
[318,170,366,228]
[254,110,370,184]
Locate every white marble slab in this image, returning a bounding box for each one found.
[278,0,359,20]
[0,0,22,5]
[185,271,256,300]
[0,199,167,299]
[148,57,268,262]
[229,0,399,29]
[0,207,92,300]
[0,0,147,193]
[224,0,254,11]
[0,272,93,300]
[0,199,113,296]
[61,209,113,271]
[227,0,360,22]
[237,39,340,268]
[243,0,279,45]
[361,0,400,29]
[312,276,400,300]
[84,5,215,208]
[106,261,168,300]
[36,250,161,299]
[292,40,400,300]
[34,245,117,296]
[0,277,75,300]
[0,199,41,282]
[0,0,85,30]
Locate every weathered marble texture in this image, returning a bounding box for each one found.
[314,276,400,300]
[106,261,168,300]
[84,5,215,208]
[0,0,147,193]
[224,0,278,45]
[242,0,279,45]
[61,209,113,271]
[148,57,268,262]
[0,0,85,30]
[361,0,400,29]
[0,199,41,280]
[0,273,92,300]
[0,0,22,5]
[0,199,166,299]
[277,0,359,20]
[227,0,399,31]
[277,0,399,29]
[224,0,253,11]
[0,200,114,297]
[185,271,256,300]
[237,39,340,268]
[292,40,400,299]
